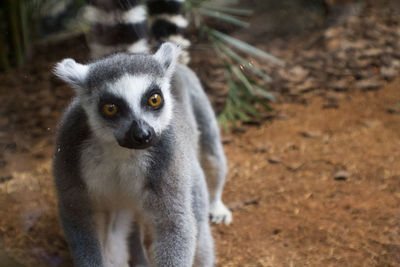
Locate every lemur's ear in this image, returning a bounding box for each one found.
[54,58,89,92]
[154,42,181,78]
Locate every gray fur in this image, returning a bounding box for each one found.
[53,101,103,266]
[85,54,164,91]
[53,43,226,267]
[174,65,232,224]
[145,127,175,192]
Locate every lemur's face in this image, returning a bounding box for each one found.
[54,43,179,149]
[87,72,174,149]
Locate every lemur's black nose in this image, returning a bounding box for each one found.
[133,128,152,144]
[118,119,155,149]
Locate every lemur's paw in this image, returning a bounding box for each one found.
[209,200,232,225]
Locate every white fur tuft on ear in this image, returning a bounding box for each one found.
[54,58,89,90]
[153,42,181,78]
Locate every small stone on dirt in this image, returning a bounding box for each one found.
[273,229,281,235]
[286,162,303,171]
[354,78,383,91]
[360,48,383,58]
[290,78,318,94]
[380,66,397,80]
[328,79,350,91]
[286,66,310,83]
[268,157,282,164]
[299,131,322,139]
[334,170,350,181]
[361,119,382,128]
[387,106,400,114]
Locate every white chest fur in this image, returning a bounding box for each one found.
[80,140,151,267]
[80,139,150,207]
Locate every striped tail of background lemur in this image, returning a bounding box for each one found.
[53,0,231,266]
[84,0,191,63]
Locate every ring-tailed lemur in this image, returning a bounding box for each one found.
[83,0,232,225]
[84,0,191,63]
[53,43,228,266]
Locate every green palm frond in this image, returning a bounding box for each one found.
[210,29,285,66]
[199,9,250,27]
[203,4,253,16]
[187,0,283,130]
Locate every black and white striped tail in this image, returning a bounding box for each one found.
[147,0,190,64]
[84,0,149,58]
[84,0,190,64]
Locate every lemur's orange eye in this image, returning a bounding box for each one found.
[103,104,118,116]
[148,94,162,107]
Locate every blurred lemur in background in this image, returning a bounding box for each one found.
[53,0,231,266]
[84,0,191,63]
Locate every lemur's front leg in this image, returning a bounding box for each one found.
[57,189,104,267]
[142,183,197,267]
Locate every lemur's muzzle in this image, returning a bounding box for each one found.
[118,119,155,149]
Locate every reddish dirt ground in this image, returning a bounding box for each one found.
[0,72,399,266]
[215,79,400,266]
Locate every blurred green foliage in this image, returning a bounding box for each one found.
[0,0,85,71]
[187,0,284,129]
